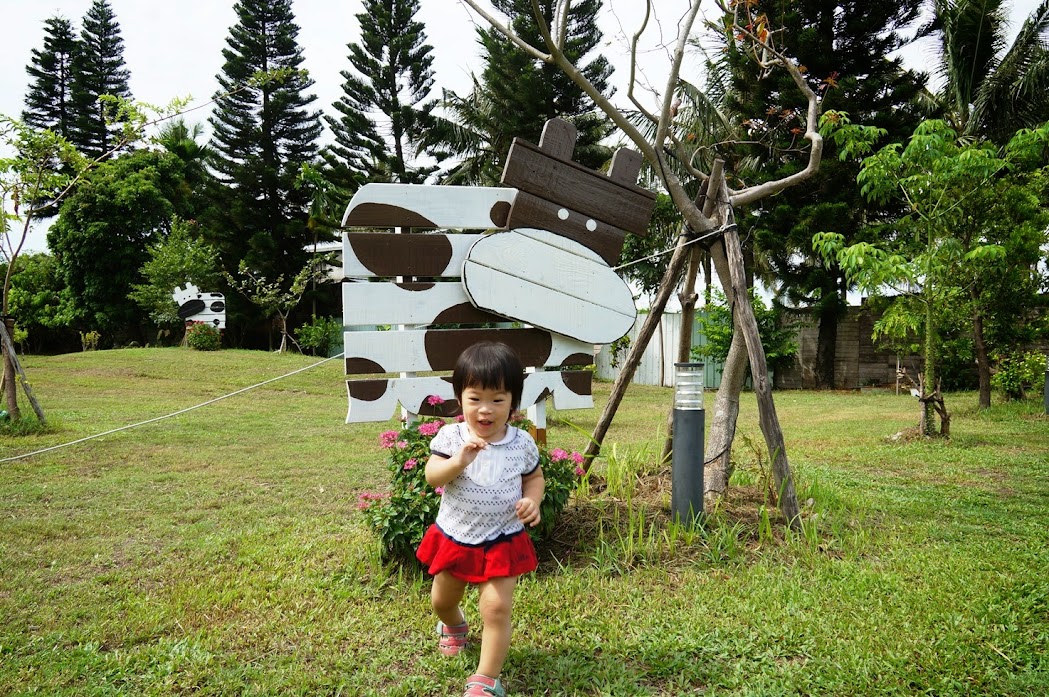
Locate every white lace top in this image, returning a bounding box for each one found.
[430,423,540,546]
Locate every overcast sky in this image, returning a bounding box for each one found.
[0,0,692,136]
[1,0,1044,253]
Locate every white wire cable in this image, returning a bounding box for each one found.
[611,224,730,272]
[3,224,734,463]
[0,352,345,464]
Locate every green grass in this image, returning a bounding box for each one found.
[2,348,1048,695]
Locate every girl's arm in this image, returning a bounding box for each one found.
[515,466,545,527]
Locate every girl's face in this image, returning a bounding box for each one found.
[460,383,512,442]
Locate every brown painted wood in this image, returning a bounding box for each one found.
[501,138,657,237]
[504,192,626,265]
[345,327,595,375]
[538,118,576,159]
[607,148,643,186]
[347,233,454,277]
[343,203,437,228]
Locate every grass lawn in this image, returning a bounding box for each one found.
[1,348,1047,696]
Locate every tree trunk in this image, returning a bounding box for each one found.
[972,301,991,409]
[2,316,21,420]
[704,322,748,504]
[717,177,800,525]
[660,167,722,464]
[815,289,841,389]
[584,233,694,464]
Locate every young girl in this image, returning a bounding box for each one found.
[417,341,544,697]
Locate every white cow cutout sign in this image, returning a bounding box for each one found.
[341,118,657,437]
[173,283,226,329]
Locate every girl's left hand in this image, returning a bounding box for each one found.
[515,497,541,527]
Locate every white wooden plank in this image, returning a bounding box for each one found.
[463,255,633,344]
[344,329,593,373]
[342,232,481,278]
[343,282,472,327]
[509,227,605,263]
[342,183,517,229]
[464,229,633,312]
[346,372,593,423]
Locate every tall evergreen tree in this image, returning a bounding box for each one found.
[424,0,613,184]
[325,0,437,191]
[718,0,927,388]
[206,0,322,315]
[23,16,79,139]
[69,0,133,158]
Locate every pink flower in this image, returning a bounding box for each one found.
[455,414,465,422]
[403,458,417,471]
[396,440,408,449]
[427,395,445,406]
[379,430,399,448]
[571,451,584,465]
[417,421,442,437]
[574,466,586,477]
[435,487,444,495]
[549,448,569,462]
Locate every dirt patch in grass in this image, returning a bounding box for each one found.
[535,477,787,571]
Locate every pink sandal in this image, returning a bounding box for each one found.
[463,673,505,697]
[436,615,469,656]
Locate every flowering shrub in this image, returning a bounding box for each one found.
[185,321,221,351]
[359,408,584,562]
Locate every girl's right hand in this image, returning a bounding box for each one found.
[457,436,488,466]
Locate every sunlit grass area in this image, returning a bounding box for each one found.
[1,348,1047,695]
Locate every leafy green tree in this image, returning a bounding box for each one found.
[714,0,927,389]
[128,217,222,340]
[0,252,77,354]
[324,0,437,192]
[225,257,330,353]
[815,119,1049,431]
[423,0,613,184]
[206,0,322,295]
[1,116,88,418]
[48,149,195,339]
[921,0,1049,144]
[23,16,80,139]
[693,289,798,378]
[69,0,133,158]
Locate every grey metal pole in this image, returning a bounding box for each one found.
[1043,362,1048,415]
[671,362,705,525]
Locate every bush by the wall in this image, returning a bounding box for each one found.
[992,351,1047,400]
[185,322,222,351]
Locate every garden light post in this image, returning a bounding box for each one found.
[671,362,705,525]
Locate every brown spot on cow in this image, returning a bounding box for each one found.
[349,233,453,277]
[347,379,389,402]
[490,201,511,227]
[345,357,386,375]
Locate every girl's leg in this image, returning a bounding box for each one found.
[475,575,517,678]
[431,570,468,627]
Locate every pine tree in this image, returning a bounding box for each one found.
[69,0,133,158]
[325,0,437,191]
[206,0,322,293]
[22,16,79,138]
[425,0,613,184]
[719,0,928,388]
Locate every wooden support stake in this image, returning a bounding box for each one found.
[0,319,47,424]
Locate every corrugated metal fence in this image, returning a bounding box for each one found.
[595,312,725,388]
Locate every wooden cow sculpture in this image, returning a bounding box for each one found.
[172,283,226,329]
[341,119,657,430]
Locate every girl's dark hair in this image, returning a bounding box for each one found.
[452,341,525,410]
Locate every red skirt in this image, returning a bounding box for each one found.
[416,524,538,583]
